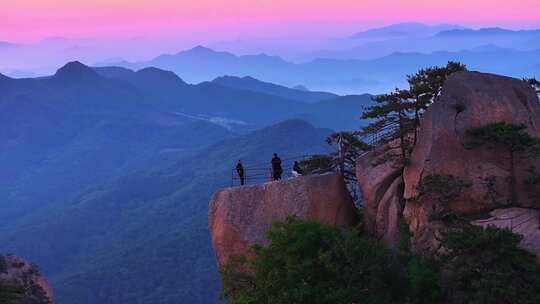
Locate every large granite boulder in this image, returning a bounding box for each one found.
[0,255,54,303]
[403,71,540,253]
[356,142,403,248]
[209,173,357,269]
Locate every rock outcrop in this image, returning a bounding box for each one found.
[402,71,540,254]
[357,71,540,256]
[209,173,358,269]
[0,255,54,303]
[356,142,403,248]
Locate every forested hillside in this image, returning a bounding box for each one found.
[0,61,348,303]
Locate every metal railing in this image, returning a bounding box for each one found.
[230,154,329,186]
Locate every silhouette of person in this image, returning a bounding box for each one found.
[271,153,283,181]
[236,160,245,186]
[292,161,303,177]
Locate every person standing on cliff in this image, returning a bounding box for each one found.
[236,160,245,186]
[271,153,283,181]
[292,161,303,177]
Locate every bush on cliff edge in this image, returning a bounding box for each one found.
[441,225,540,304]
[220,216,404,304]
[220,217,540,304]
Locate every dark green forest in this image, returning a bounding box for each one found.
[220,216,540,304]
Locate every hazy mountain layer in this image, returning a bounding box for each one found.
[1,120,332,304]
[107,45,540,94]
[212,75,338,103]
[0,62,367,303]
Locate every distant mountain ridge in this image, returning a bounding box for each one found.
[2,21,539,304]
[1,22,539,82]
[0,60,370,221]
[212,75,338,103]
[436,27,540,37]
[349,22,465,40]
[92,63,372,130]
[308,24,540,64]
[0,41,19,48]
[54,61,102,82]
[0,118,333,304]
[104,45,540,94]
[0,61,370,214]
[0,59,373,304]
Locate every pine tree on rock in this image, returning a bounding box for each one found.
[361,61,467,165]
[406,61,467,144]
[361,89,415,165]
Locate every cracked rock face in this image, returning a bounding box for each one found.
[208,173,358,269]
[403,71,540,254]
[356,142,404,248]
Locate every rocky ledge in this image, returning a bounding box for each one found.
[209,173,358,269]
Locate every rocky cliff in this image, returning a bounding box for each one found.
[357,71,540,258]
[208,71,540,270]
[0,255,54,303]
[209,173,357,269]
[356,141,403,248]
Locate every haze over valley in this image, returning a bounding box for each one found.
[2,23,540,94]
[1,1,540,303]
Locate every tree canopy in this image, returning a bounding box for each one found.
[219,217,540,304]
[361,61,467,165]
[441,225,540,304]
[466,122,540,154]
[220,216,404,304]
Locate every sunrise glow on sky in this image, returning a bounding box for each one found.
[1,0,539,42]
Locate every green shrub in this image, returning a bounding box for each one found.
[298,154,334,175]
[220,217,540,304]
[0,255,7,274]
[406,257,441,304]
[221,216,404,304]
[0,282,24,304]
[416,174,472,204]
[441,225,540,304]
[398,218,412,261]
[398,222,442,304]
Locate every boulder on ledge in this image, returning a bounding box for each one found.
[402,71,540,254]
[208,173,358,269]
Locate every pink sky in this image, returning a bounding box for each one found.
[1,0,539,42]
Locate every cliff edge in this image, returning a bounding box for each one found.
[209,173,358,269]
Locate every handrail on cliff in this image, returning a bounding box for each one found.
[230,154,328,187]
